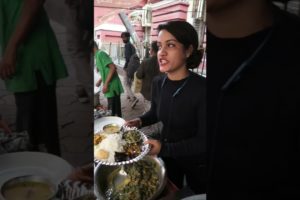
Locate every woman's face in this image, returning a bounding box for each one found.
[157,30,188,74]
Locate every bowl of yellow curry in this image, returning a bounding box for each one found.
[1,175,57,200]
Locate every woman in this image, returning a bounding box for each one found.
[126,21,206,194]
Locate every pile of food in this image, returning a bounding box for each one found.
[94,129,144,163]
[105,159,159,200]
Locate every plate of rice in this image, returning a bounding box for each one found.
[94,127,150,166]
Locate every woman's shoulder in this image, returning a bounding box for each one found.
[189,71,206,83]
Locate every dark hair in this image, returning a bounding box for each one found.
[151,41,159,53]
[157,21,202,69]
[121,32,130,38]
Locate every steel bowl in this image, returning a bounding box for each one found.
[94,156,167,200]
[102,123,121,134]
[1,175,57,200]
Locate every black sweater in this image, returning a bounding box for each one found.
[140,71,206,160]
[207,6,300,199]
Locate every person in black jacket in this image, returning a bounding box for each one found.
[121,32,138,106]
[136,41,162,112]
[126,52,140,108]
[207,0,300,199]
[126,21,206,194]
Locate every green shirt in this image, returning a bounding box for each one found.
[0,0,68,92]
[95,50,124,98]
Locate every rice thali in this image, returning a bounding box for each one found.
[94,117,150,166]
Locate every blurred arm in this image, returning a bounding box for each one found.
[0,0,45,79]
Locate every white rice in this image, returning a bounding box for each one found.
[94,133,126,163]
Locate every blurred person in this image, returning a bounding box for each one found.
[126,21,205,194]
[207,0,300,199]
[95,34,102,49]
[136,41,163,112]
[94,42,124,117]
[64,0,93,103]
[120,32,138,105]
[126,52,140,108]
[0,0,68,156]
[0,114,12,134]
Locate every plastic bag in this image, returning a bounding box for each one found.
[0,131,30,154]
[132,72,142,93]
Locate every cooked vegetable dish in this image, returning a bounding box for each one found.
[105,159,159,200]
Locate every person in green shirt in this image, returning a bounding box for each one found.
[94,42,124,117]
[0,0,68,156]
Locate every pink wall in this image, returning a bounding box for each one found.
[94,1,189,44]
[94,6,144,44]
[94,0,145,26]
[95,30,123,43]
[94,7,123,27]
[151,1,189,41]
[94,0,146,9]
[94,6,125,44]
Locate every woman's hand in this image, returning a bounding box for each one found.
[0,48,17,80]
[67,163,93,184]
[125,118,142,128]
[102,83,108,93]
[145,139,161,155]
